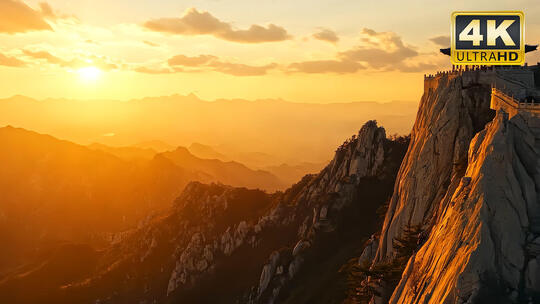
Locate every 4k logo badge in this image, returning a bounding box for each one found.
[451,11,524,65]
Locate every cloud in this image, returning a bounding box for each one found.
[396,62,438,73]
[136,53,276,76]
[313,28,339,43]
[0,0,53,33]
[40,2,77,21]
[0,53,26,67]
[168,54,217,67]
[219,24,289,43]
[78,55,119,71]
[38,2,55,18]
[208,61,277,76]
[144,8,291,43]
[429,35,450,47]
[288,28,437,74]
[288,59,363,74]
[136,27,438,76]
[339,28,418,69]
[134,67,177,74]
[22,49,67,65]
[143,40,159,47]
[22,49,118,70]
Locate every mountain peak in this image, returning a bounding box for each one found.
[173,145,192,154]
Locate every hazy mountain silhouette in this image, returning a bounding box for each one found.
[188,142,230,162]
[133,140,176,153]
[161,147,286,191]
[263,162,325,186]
[0,94,416,165]
[187,142,325,183]
[0,126,286,274]
[88,143,157,161]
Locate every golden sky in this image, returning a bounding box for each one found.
[1,0,540,103]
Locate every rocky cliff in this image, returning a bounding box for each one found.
[240,121,407,304]
[363,69,540,303]
[376,72,495,263]
[353,71,495,303]
[389,109,540,304]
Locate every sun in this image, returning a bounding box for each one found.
[77,66,102,82]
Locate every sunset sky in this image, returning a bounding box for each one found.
[1,0,540,103]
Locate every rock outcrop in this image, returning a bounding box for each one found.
[376,72,495,263]
[362,69,540,303]
[358,71,497,302]
[390,110,540,303]
[241,121,401,304]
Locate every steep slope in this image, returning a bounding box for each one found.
[161,147,287,191]
[240,122,408,304]
[356,72,497,302]
[376,72,495,265]
[0,243,100,303]
[353,69,540,304]
[0,183,277,304]
[389,111,540,303]
[0,120,408,304]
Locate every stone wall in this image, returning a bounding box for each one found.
[490,87,540,118]
[498,68,535,88]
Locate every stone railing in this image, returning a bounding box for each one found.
[491,87,540,117]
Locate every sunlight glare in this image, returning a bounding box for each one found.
[78,66,102,82]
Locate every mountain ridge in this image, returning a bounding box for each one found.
[0,120,410,303]
[0,126,288,276]
[0,94,417,165]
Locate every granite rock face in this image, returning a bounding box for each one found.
[390,110,540,303]
[243,120,396,304]
[360,69,540,303]
[376,73,495,264]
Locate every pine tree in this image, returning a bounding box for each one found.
[343,224,424,303]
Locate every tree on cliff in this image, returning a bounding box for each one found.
[343,224,423,303]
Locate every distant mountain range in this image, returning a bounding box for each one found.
[88,143,157,161]
[161,147,286,191]
[86,140,323,187]
[0,126,289,275]
[0,94,417,165]
[186,142,326,185]
[188,142,230,161]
